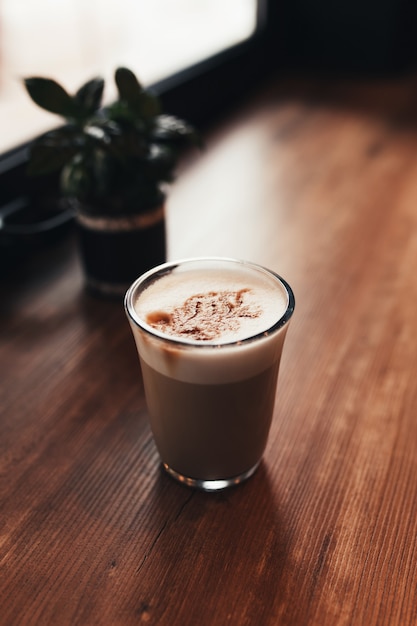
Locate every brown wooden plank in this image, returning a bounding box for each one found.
[1,74,417,625]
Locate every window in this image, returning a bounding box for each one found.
[0,0,259,154]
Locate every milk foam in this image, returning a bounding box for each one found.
[128,262,291,384]
[134,268,288,344]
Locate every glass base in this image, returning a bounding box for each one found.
[162,461,260,491]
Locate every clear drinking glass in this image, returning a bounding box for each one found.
[124,257,295,491]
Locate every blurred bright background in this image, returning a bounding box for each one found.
[0,0,257,153]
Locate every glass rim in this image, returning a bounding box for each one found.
[124,256,295,348]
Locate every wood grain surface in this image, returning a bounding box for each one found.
[1,74,417,625]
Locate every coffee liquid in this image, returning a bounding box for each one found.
[140,359,281,480]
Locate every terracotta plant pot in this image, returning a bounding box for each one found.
[75,200,166,297]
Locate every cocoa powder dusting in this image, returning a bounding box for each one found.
[146,289,262,340]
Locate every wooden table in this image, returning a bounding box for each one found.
[2,74,417,625]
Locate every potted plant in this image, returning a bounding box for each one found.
[23,67,199,296]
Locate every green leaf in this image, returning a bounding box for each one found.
[75,77,104,116]
[23,77,80,118]
[114,67,143,102]
[38,124,85,145]
[144,144,176,182]
[26,125,84,175]
[106,100,137,124]
[22,66,200,203]
[136,90,161,119]
[114,67,160,119]
[60,155,92,197]
[153,114,201,147]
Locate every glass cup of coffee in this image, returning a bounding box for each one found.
[124,257,295,491]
